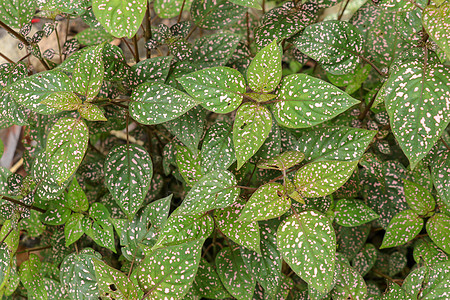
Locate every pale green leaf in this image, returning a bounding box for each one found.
[247,40,282,93]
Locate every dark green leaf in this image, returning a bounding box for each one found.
[331,260,367,300]
[423,2,450,58]
[402,261,450,299]
[427,213,450,255]
[380,209,423,249]
[191,0,246,30]
[403,179,435,216]
[247,40,282,93]
[64,213,85,246]
[192,258,230,299]
[352,243,378,276]
[82,203,116,252]
[431,151,450,208]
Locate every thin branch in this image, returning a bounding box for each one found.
[177,0,187,23]
[16,245,51,254]
[144,7,152,59]
[0,227,14,245]
[186,25,198,40]
[0,52,15,64]
[338,0,350,20]
[122,38,136,59]
[0,194,46,213]
[132,35,140,63]
[359,89,380,120]
[55,25,63,64]
[358,55,387,77]
[441,137,450,151]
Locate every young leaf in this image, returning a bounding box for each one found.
[177,66,245,114]
[200,121,236,174]
[175,170,239,215]
[72,43,105,100]
[66,178,89,212]
[294,160,358,197]
[104,144,153,220]
[129,83,199,125]
[378,49,450,169]
[64,213,85,247]
[334,198,379,227]
[293,20,364,75]
[41,202,71,225]
[423,2,450,58]
[40,91,81,111]
[257,150,305,170]
[277,211,336,293]
[45,118,89,184]
[380,209,423,249]
[216,246,256,300]
[214,199,261,254]
[92,0,147,38]
[427,213,450,255]
[137,239,202,299]
[93,259,139,300]
[247,40,282,93]
[403,179,435,216]
[238,183,291,223]
[273,74,360,128]
[295,127,377,162]
[233,103,272,169]
[83,203,116,252]
[78,103,107,121]
[60,249,100,300]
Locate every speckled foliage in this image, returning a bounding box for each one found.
[1,0,450,299]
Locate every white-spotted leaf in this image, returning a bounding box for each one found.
[277,211,336,293]
[403,179,435,216]
[177,67,245,114]
[0,0,36,28]
[175,170,239,215]
[423,2,450,58]
[82,203,116,252]
[233,103,272,169]
[331,260,368,300]
[294,160,358,197]
[335,198,379,227]
[92,0,147,38]
[193,258,230,299]
[190,0,246,30]
[129,83,199,125]
[40,91,81,111]
[247,40,282,93]
[104,144,153,220]
[64,213,85,247]
[72,44,105,100]
[78,103,107,121]
[238,183,290,223]
[273,74,360,128]
[45,118,89,185]
[427,213,450,255]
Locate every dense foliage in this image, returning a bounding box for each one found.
[0,0,449,299]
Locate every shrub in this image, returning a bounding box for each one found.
[0,0,449,299]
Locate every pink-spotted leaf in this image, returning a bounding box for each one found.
[0,0,36,29]
[45,118,89,185]
[192,258,231,299]
[352,244,378,277]
[190,0,246,30]
[247,40,282,93]
[331,260,368,300]
[423,2,450,58]
[273,74,360,128]
[427,213,450,255]
[175,145,203,186]
[403,179,435,216]
[380,209,423,249]
[104,144,153,220]
[334,198,379,227]
[277,211,336,293]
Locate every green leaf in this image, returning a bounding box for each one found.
[257,150,305,170]
[0,0,36,28]
[352,244,378,276]
[129,83,198,125]
[64,213,85,246]
[79,103,107,121]
[382,282,413,300]
[229,0,261,8]
[295,127,377,162]
[191,0,246,30]
[294,160,358,197]
[154,0,192,18]
[240,221,282,298]
[402,261,450,299]
[177,67,245,114]
[200,120,236,174]
[277,211,336,293]
[164,106,205,155]
[403,179,435,216]
[130,56,173,87]
[0,246,11,290]
[273,74,360,128]
[60,249,100,300]
[247,40,282,93]
[423,2,450,58]
[83,203,116,252]
[66,177,89,212]
[0,220,19,253]
[72,44,105,100]
[175,145,203,186]
[41,202,71,225]
[214,199,261,253]
[92,0,147,38]
[413,237,449,265]
[389,251,407,277]
[294,20,364,75]
[233,103,272,169]
[380,209,423,249]
[191,33,241,69]
[6,70,72,115]
[104,144,153,220]
[20,253,47,300]
[40,91,81,111]
[331,260,367,300]
[193,258,230,299]
[76,27,115,46]
[216,246,256,300]
[431,151,450,208]
[93,259,139,300]
[427,213,450,255]
[45,118,89,184]
[334,198,379,227]
[151,212,213,251]
[175,170,239,215]
[137,239,202,299]
[238,183,290,223]
[378,49,450,168]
